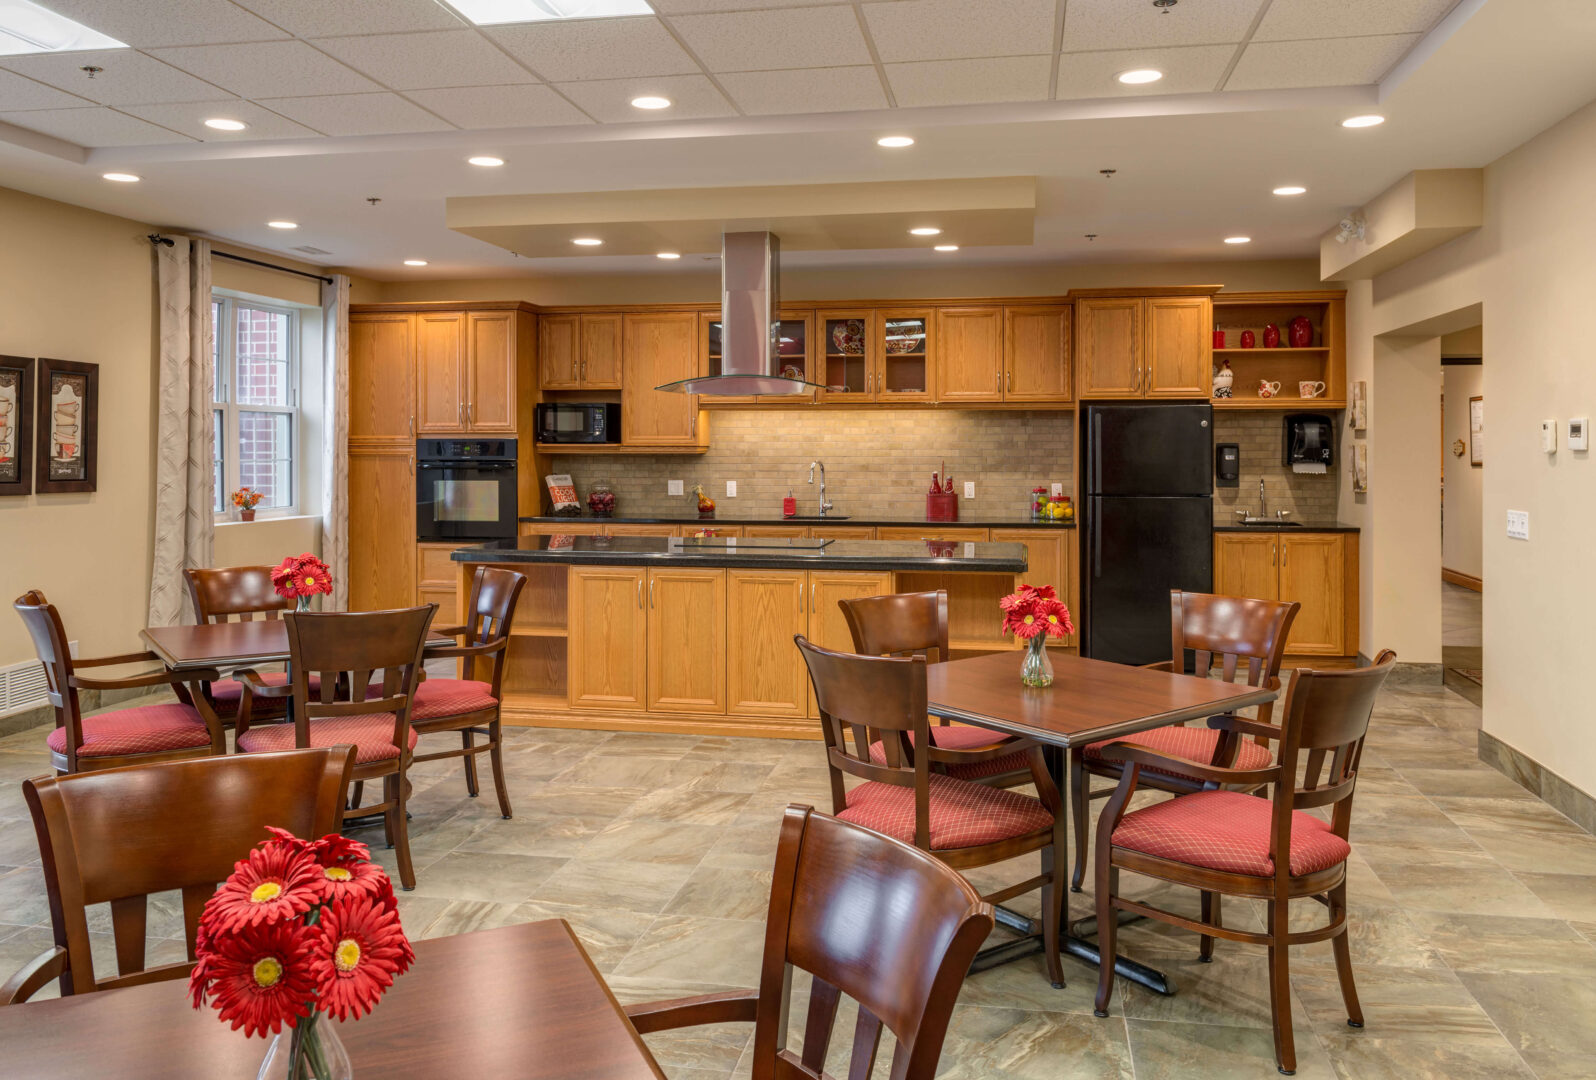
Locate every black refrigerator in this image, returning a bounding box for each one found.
[1080,403,1214,666]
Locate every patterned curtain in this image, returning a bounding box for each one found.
[147,237,214,627]
[320,275,351,611]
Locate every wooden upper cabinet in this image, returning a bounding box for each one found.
[465,311,516,433]
[1277,533,1346,656]
[1004,306,1072,402]
[1214,533,1279,603]
[726,570,809,719]
[1076,298,1143,399]
[539,314,581,390]
[622,312,700,446]
[580,313,624,388]
[876,310,933,402]
[568,567,648,711]
[1144,296,1211,398]
[349,313,414,441]
[415,312,466,433]
[646,568,726,714]
[934,307,1003,402]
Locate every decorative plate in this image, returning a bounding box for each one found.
[831,320,865,355]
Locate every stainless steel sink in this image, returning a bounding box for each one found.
[781,516,850,521]
[1235,519,1303,526]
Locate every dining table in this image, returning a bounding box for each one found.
[0,920,665,1079]
[142,618,451,673]
[926,649,1278,995]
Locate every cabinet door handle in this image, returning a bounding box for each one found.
[1282,543,1287,566]
[637,579,642,609]
[1006,369,1012,393]
[649,580,655,609]
[810,582,815,614]
[409,416,413,437]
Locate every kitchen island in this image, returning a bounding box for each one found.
[448,535,1036,739]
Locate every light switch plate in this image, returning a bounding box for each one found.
[963,481,975,499]
[1507,509,1530,540]
[1542,420,1558,453]
[725,480,737,497]
[667,480,683,496]
[1569,417,1589,451]
[1050,482,1064,497]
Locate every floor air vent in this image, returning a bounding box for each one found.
[0,658,51,718]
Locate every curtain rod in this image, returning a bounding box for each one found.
[147,234,334,285]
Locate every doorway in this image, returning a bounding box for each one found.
[1440,329,1483,703]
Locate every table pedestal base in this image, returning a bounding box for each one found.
[969,904,1175,996]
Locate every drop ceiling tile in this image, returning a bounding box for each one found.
[886,55,1050,108]
[0,70,93,111]
[1060,0,1267,51]
[150,41,382,99]
[651,0,842,11]
[0,50,228,106]
[255,92,455,136]
[1254,0,1460,42]
[120,100,321,140]
[862,0,1055,63]
[554,73,733,122]
[233,0,465,37]
[1226,33,1421,91]
[669,7,872,72]
[32,0,291,47]
[311,31,536,90]
[1055,45,1236,100]
[406,84,592,128]
[717,66,887,115]
[487,18,700,82]
[0,106,195,146]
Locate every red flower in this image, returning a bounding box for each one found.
[203,844,321,933]
[310,894,414,1021]
[190,919,318,1037]
[271,553,333,600]
[999,585,1072,641]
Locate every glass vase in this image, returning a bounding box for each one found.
[258,1012,351,1080]
[297,595,312,613]
[1020,635,1054,688]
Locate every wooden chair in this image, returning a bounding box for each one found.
[839,590,1033,788]
[411,566,527,819]
[0,747,354,1004]
[13,590,225,775]
[184,566,296,728]
[1069,590,1300,890]
[795,634,1067,989]
[626,804,995,1080]
[234,606,433,890]
[1091,651,1397,1076]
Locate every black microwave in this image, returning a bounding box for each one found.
[536,402,620,443]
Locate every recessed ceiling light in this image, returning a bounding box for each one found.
[909,227,942,236]
[934,245,959,252]
[630,95,671,110]
[203,117,247,131]
[1272,185,1307,196]
[1342,114,1385,128]
[572,237,603,246]
[0,0,126,56]
[1116,68,1163,85]
[267,220,298,230]
[1223,236,1251,244]
[467,155,504,167]
[403,259,429,266]
[877,135,914,148]
[656,252,681,260]
[101,172,140,183]
[444,0,654,26]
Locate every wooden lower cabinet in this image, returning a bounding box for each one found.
[568,567,648,711]
[1212,532,1354,657]
[876,527,990,543]
[646,568,726,714]
[990,528,1076,647]
[416,543,459,624]
[743,525,807,538]
[726,571,810,719]
[605,524,679,537]
[348,447,415,612]
[1214,533,1279,602]
[807,571,894,718]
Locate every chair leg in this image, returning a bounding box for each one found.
[388,772,416,891]
[1329,882,1364,1028]
[1039,832,1065,989]
[349,780,364,811]
[487,719,512,820]
[1069,749,1089,892]
[1093,861,1118,1017]
[461,729,480,797]
[1199,891,1220,962]
[1266,900,1296,1075]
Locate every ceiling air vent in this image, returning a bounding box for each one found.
[291,245,332,256]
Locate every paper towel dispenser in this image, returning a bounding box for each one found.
[1284,413,1334,474]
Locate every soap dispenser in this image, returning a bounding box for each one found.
[783,489,797,518]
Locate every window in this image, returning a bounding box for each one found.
[213,296,298,516]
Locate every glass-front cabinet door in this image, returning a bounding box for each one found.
[700,310,814,403]
[818,311,873,401]
[699,311,754,404]
[876,310,932,401]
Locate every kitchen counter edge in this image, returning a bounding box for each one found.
[519,515,1075,529]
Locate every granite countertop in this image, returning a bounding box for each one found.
[1213,522,1361,533]
[454,536,1029,573]
[519,513,1075,529]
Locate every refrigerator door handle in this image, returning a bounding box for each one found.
[1093,516,1102,579]
[1091,412,1103,493]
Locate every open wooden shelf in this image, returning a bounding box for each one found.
[537,443,708,455]
[1214,347,1328,355]
[511,624,568,638]
[1214,397,1345,410]
[1211,291,1345,406]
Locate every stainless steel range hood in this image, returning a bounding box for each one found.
[656,231,821,395]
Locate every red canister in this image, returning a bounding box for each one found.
[1263,323,1281,348]
[1240,330,1256,349]
[1212,329,1226,348]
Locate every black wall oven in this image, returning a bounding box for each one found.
[416,438,517,542]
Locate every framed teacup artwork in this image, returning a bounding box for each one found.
[35,357,97,494]
[0,355,34,496]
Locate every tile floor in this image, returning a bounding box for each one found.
[2,676,1595,1079]
[1442,582,1484,705]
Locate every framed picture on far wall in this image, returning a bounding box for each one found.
[1469,395,1484,466]
[0,355,34,496]
[35,357,98,494]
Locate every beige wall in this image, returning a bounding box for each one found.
[214,516,322,571]
[1340,95,1596,797]
[1443,363,1484,580]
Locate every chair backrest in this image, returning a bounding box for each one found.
[1170,591,1299,723]
[750,805,994,1080]
[13,590,80,733]
[184,566,293,624]
[458,566,528,693]
[282,607,434,753]
[22,747,354,996]
[838,590,950,662]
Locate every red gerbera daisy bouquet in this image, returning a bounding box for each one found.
[271,553,333,612]
[1000,584,1073,688]
[189,828,413,1079]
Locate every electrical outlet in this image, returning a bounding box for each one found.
[1507,509,1530,540]
[1050,482,1064,498]
[667,480,683,496]
[963,481,975,499]
[725,480,737,497]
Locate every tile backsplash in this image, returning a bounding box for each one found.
[541,409,1074,519]
[1211,411,1341,525]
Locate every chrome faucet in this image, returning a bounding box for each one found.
[1258,478,1268,521]
[1235,478,1290,523]
[808,461,833,518]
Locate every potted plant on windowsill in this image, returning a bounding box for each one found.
[232,487,264,522]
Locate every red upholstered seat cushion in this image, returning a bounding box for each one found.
[1111,789,1350,877]
[47,703,211,758]
[206,672,321,715]
[838,772,1054,850]
[236,714,417,765]
[1084,723,1273,780]
[410,678,497,721]
[867,725,1033,782]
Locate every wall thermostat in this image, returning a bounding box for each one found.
[1570,417,1589,451]
[1542,419,1558,453]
